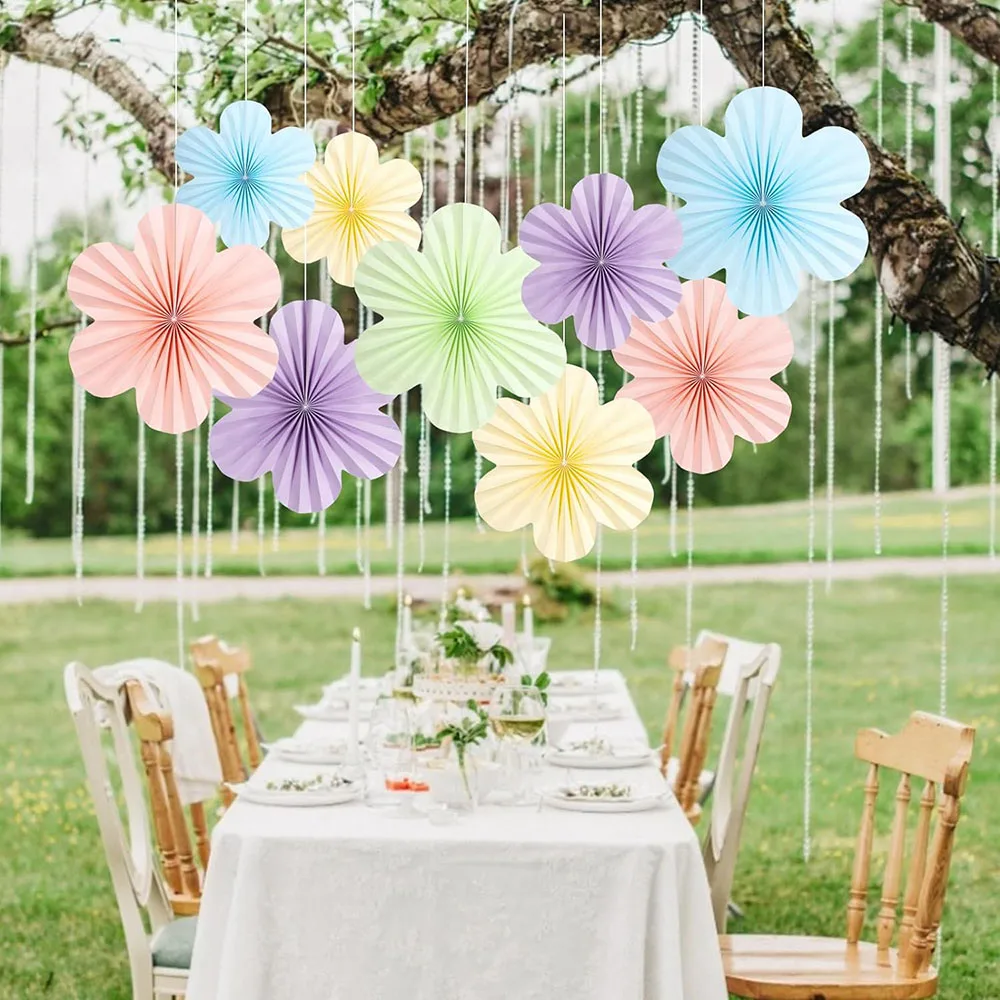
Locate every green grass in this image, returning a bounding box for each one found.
[0,577,997,998]
[0,487,994,577]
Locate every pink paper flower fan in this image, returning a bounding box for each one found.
[67,204,281,434]
[613,278,793,474]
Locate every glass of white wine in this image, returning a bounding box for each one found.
[488,685,546,804]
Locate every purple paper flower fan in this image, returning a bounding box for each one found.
[210,300,402,514]
[518,173,683,351]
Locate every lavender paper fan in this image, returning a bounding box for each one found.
[519,173,683,351]
[210,300,402,513]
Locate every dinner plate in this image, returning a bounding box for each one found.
[267,738,348,765]
[322,678,382,703]
[541,789,667,813]
[227,781,362,808]
[295,702,373,722]
[546,746,653,770]
[547,701,624,723]
[546,674,618,698]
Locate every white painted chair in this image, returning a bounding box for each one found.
[64,662,193,999]
[697,639,782,932]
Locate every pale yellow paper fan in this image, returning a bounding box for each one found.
[281,131,422,286]
[473,365,656,562]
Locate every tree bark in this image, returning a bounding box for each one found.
[709,0,1000,372]
[6,2,1000,372]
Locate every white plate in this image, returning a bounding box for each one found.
[267,738,348,765]
[541,790,667,813]
[547,747,653,769]
[295,703,373,722]
[228,781,362,808]
[546,675,618,697]
[322,679,382,703]
[547,702,623,723]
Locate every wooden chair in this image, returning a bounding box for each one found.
[124,680,208,915]
[64,662,194,999]
[722,711,976,1000]
[659,636,727,823]
[190,635,262,804]
[702,643,781,931]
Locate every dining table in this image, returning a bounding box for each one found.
[185,669,728,1000]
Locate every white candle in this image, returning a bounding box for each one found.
[522,594,534,652]
[348,627,361,764]
[402,594,413,647]
[501,602,516,649]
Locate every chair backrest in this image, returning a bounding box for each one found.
[190,634,262,803]
[701,642,782,931]
[64,662,173,990]
[848,711,975,976]
[123,680,207,912]
[660,637,727,822]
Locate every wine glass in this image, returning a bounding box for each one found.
[365,695,421,813]
[488,685,546,803]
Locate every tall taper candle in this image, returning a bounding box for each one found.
[523,593,535,652]
[402,594,413,647]
[348,627,361,764]
[501,601,516,649]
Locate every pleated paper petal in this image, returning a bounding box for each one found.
[175,100,316,248]
[613,278,793,474]
[657,86,870,316]
[67,204,281,434]
[473,365,655,562]
[355,203,567,433]
[210,300,402,514]
[281,131,422,286]
[519,173,683,350]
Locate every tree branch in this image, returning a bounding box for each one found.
[0,317,78,348]
[708,0,1000,372]
[2,12,177,181]
[260,0,694,138]
[902,0,1000,68]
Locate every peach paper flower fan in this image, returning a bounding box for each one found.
[613,277,793,474]
[67,204,281,434]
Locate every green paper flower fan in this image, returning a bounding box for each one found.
[354,203,568,433]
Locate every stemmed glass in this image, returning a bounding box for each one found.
[365,695,422,814]
[488,685,546,804]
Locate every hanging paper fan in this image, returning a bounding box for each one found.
[473,365,655,562]
[174,100,317,248]
[613,277,793,474]
[67,204,281,434]
[519,172,683,351]
[354,203,567,433]
[209,300,402,514]
[281,131,422,287]
[657,86,870,316]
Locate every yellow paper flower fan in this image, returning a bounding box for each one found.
[473,365,656,562]
[281,131,422,286]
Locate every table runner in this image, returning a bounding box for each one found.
[187,670,728,1000]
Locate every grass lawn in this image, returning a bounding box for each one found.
[0,576,997,999]
[0,487,994,577]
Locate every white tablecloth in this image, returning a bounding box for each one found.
[187,670,727,1000]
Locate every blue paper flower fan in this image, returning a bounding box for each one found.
[175,100,316,248]
[657,86,871,316]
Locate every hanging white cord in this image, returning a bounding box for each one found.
[176,433,186,669]
[990,63,998,562]
[440,439,452,624]
[904,7,915,401]
[395,389,408,649]
[136,416,147,611]
[826,284,836,591]
[635,44,644,165]
[873,3,884,556]
[804,277,818,862]
[191,423,201,619]
[73,80,91,598]
[684,473,695,649]
[204,399,214,577]
[363,477,372,608]
[464,0,472,204]
[230,481,241,550]
[25,65,41,505]
[0,72,6,551]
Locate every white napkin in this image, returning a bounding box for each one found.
[93,658,223,804]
